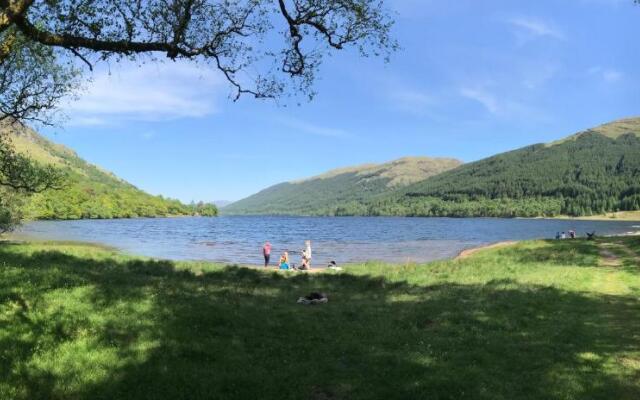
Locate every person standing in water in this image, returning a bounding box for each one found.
[262,241,272,267]
[303,240,312,269]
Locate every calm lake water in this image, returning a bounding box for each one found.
[17,216,640,265]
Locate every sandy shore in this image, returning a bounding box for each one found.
[455,241,518,260]
[240,262,333,273]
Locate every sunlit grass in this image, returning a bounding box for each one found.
[1,238,639,399]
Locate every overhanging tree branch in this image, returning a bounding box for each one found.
[0,132,65,193]
[0,0,397,123]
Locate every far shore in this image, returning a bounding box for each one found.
[19,210,640,222]
[540,210,640,222]
[563,212,640,221]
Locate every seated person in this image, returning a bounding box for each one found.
[279,251,290,270]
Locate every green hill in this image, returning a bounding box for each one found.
[224,117,640,218]
[554,117,640,143]
[222,157,462,215]
[0,122,217,219]
[367,117,640,217]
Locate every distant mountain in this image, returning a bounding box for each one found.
[213,200,233,208]
[368,117,640,217]
[222,157,462,215]
[1,122,217,219]
[224,117,640,218]
[557,117,640,141]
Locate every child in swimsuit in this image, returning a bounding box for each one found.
[279,251,290,270]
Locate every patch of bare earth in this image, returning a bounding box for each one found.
[598,240,640,268]
[455,241,518,260]
[599,247,622,267]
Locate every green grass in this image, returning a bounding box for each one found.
[1,238,639,399]
[562,211,640,221]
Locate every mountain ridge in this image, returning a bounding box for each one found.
[223,156,462,215]
[224,117,640,217]
[549,116,640,146]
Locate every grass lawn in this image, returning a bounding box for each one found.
[558,210,640,221]
[1,237,639,399]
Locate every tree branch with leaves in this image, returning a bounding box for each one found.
[0,131,65,232]
[0,0,396,232]
[1,0,397,124]
[0,134,65,192]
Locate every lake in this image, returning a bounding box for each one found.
[17,216,640,265]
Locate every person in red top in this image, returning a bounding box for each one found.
[262,241,272,267]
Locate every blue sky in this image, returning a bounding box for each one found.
[42,0,640,202]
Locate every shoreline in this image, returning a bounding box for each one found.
[455,241,519,260]
[0,237,527,270]
[22,212,640,222]
[5,232,638,270]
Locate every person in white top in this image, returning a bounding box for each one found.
[301,240,312,269]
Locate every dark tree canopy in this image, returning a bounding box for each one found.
[0,0,397,124]
[0,132,65,232]
[0,134,64,192]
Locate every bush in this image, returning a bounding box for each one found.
[0,189,24,233]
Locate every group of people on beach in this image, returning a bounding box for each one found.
[554,230,597,240]
[556,230,577,240]
[262,240,312,270]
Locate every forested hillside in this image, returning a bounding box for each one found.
[1,123,217,220]
[223,157,462,215]
[364,118,640,217]
[225,118,640,218]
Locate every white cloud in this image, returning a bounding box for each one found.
[458,85,547,121]
[509,17,565,41]
[588,66,623,83]
[67,61,223,125]
[460,87,500,114]
[603,70,622,83]
[69,116,108,126]
[276,117,348,137]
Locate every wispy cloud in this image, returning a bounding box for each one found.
[509,17,565,41]
[458,85,547,121]
[276,117,348,137]
[67,61,223,125]
[459,87,500,114]
[141,131,155,140]
[522,64,560,89]
[588,66,623,83]
[389,89,435,115]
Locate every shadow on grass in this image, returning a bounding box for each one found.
[603,237,640,276]
[1,245,639,400]
[503,239,602,268]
